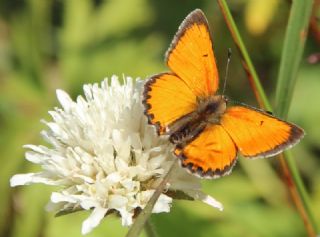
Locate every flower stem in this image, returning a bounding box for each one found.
[125,161,178,237]
[144,220,158,237]
[216,0,318,236]
[279,152,318,237]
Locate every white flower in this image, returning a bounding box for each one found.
[10,75,223,235]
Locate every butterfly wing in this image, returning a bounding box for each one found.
[220,106,305,158]
[166,9,219,96]
[143,9,219,134]
[174,124,237,178]
[143,73,197,134]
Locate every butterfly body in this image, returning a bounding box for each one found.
[168,94,226,144]
[143,9,304,179]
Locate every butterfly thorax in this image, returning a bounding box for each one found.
[196,95,227,123]
[168,95,227,146]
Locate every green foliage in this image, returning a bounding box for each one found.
[274,0,316,235]
[1,0,319,237]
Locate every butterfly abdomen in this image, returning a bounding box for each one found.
[168,114,206,145]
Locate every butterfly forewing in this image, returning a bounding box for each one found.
[143,73,197,134]
[165,9,219,97]
[220,106,305,158]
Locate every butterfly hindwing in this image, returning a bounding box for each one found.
[220,106,304,158]
[166,9,219,97]
[174,124,237,178]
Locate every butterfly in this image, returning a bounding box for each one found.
[142,9,305,179]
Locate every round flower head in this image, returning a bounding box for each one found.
[10,76,222,234]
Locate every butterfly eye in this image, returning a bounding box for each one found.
[223,96,229,103]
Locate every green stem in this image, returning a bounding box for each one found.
[217,0,271,111]
[125,161,178,237]
[144,220,158,237]
[285,151,317,232]
[216,0,318,236]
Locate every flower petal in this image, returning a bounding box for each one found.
[81,207,108,235]
[56,89,73,112]
[10,173,57,186]
[152,194,172,213]
[185,190,223,211]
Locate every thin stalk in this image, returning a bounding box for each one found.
[144,220,158,237]
[216,0,318,236]
[279,152,318,237]
[217,0,271,111]
[125,161,178,237]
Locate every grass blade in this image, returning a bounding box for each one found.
[275,0,313,118]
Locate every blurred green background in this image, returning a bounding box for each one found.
[1,0,320,237]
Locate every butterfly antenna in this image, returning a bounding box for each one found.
[222,48,232,96]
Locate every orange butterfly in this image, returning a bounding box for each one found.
[143,9,304,178]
